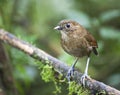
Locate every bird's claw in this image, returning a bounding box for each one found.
[80,73,90,87]
[66,67,74,82]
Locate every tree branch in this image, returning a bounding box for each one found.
[0,29,120,95]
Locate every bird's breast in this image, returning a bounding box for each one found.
[61,36,89,57]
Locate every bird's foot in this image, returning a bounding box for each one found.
[80,73,90,87]
[66,67,74,82]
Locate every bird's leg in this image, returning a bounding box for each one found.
[66,57,79,82]
[81,57,90,86]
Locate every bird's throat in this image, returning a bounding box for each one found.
[60,31,70,42]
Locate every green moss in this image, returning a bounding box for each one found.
[34,60,44,70]
[39,64,89,95]
[68,81,89,95]
[97,90,106,95]
[53,81,61,94]
[40,64,63,94]
[40,64,54,82]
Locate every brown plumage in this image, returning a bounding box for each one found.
[57,20,98,57]
[54,20,98,85]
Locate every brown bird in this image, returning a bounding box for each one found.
[54,20,98,85]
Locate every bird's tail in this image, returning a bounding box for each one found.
[93,47,98,56]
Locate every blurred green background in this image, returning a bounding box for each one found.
[0,0,120,95]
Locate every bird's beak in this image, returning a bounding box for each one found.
[54,26,63,30]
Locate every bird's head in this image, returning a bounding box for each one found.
[54,20,80,33]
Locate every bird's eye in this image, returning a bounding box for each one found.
[66,23,70,28]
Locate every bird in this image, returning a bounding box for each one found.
[54,20,98,86]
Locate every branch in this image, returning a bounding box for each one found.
[0,29,120,95]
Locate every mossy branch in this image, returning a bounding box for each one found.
[0,29,120,95]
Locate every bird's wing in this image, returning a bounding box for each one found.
[84,32,98,55]
[84,32,98,48]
